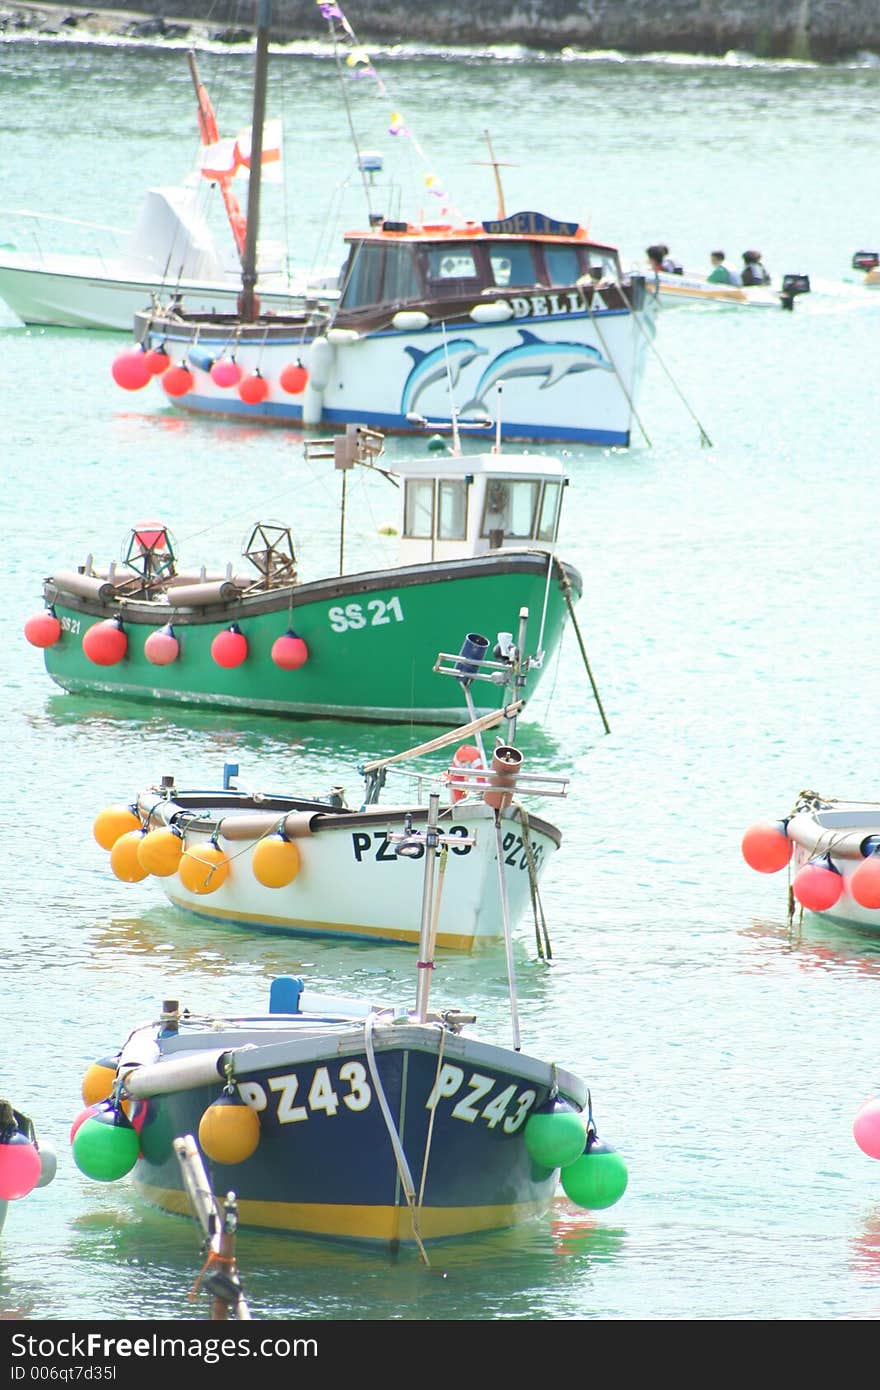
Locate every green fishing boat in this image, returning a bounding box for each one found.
[25,427,583,725]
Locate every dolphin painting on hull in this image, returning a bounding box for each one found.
[400,339,488,416]
[459,329,613,415]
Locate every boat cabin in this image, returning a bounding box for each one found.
[391,451,568,565]
[334,212,626,329]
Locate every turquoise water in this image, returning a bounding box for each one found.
[3,32,880,1322]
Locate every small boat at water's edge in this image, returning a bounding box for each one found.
[742,790,880,932]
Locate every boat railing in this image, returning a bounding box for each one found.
[0,208,131,271]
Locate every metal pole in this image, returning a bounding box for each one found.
[507,607,529,744]
[239,0,272,322]
[460,682,488,765]
[494,815,521,1051]
[414,792,440,1021]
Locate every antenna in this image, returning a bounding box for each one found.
[440,322,462,455]
[494,381,503,453]
[472,131,517,220]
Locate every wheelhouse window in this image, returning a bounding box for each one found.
[489,243,537,287]
[481,479,541,540]
[404,479,434,538]
[425,245,481,292]
[403,479,468,540]
[339,244,384,308]
[544,246,583,287]
[382,244,423,303]
[437,480,467,539]
[537,481,562,540]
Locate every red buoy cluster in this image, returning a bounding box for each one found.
[112,349,309,403]
[26,611,311,673]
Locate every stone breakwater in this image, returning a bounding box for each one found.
[2,1,879,61]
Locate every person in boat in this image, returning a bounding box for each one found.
[646,243,682,275]
[741,249,771,286]
[706,251,741,286]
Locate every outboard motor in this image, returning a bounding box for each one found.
[852,250,880,272]
[780,272,811,311]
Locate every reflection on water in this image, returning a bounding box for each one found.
[742,915,880,976]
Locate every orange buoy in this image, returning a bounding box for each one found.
[178,843,230,895]
[24,610,62,648]
[252,833,301,888]
[93,804,141,850]
[137,826,184,877]
[198,1091,260,1164]
[110,828,149,882]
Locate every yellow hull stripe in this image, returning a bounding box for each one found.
[165,893,479,951]
[136,1180,548,1241]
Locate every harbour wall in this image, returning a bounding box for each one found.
[3,2,880,62]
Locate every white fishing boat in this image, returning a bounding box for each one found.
[71,790,628,1247]
[95,687,567,952]
[118,2,656,446]
[0,52,336,331]
[742,790,880,933]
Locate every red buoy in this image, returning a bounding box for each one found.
[210,358,243,388]
[741,821,792,873]
[111,348,151,392]
[279,361,309,395]
[144,622,180,666]
[449,744,485,803]
[24,610,62,648]
[850,852,880,909]
[271,630,309,670]
[82,618,127,666]
[792,854,844,912]
[211,624,248,668]
[143,346,170,376]
[239,371,269,405]
[162,364,194,398]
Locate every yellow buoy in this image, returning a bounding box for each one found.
[252,834,301,889]
[81,1055,119,1106]
[110,828,149,883]
[137,826,184,877]
[198,1092,260,1164]
[178,843,230,895]
[93,804,141,851]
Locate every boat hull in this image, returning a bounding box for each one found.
[42,552,579,724]
[135,299,655,445]
[127,1020,586,1244]
[0,256,314,331]
[135,794,560,950]
[787,801,880,933]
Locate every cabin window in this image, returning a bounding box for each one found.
[489,244,537,287]
[404,479,434,538]
[425,246,480,288]
[537,482,562,541]
[339,244,384,308]
[382,244,423,303]
[588,253,620,281]
[544,246,582,287]
[481,479,540,541]
[437,480,468,539]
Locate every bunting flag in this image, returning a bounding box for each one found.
[199,119,283,184]
[313,0,457,217]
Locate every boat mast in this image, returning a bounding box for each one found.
[239,0,271,322]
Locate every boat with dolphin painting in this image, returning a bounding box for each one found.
[114,2,655,446]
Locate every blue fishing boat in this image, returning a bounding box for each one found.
[72,790,627,1248]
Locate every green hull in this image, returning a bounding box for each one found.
[41,553,581,724]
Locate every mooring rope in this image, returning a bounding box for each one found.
[363,1013,430,1266]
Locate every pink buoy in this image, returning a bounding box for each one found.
[82,618,127,667]
[211,624,248,668]
[239,371,269,405]
[0,1133,42,1200]
[741,821,792,873]
[143,346,170,376]
[111,347,151,391]
[849,853,880,909]
[210,358,243,389]
[279,361,309,395]
[853,1096,880,1159]
[792,853,844,912]
[144,622,180,666]
[162,365,194,398]
[24,610,62,649]
[271,630,309,670]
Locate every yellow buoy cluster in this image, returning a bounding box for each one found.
[93,805,303,896]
